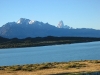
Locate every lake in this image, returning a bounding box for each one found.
[0,41,100,66]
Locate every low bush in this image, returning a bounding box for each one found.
[64,62,86,69]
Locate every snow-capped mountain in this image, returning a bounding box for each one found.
[0,18,100,38]
[57,20,64,28]
[0,18,57,38]
[17,18,35,25]
[57,20,72,29]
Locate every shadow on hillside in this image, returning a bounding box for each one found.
[49,72,100,75]
[48,72,71,75]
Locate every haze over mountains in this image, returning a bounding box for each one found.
[0,18,100,39]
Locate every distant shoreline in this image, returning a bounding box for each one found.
[0,36,100,49]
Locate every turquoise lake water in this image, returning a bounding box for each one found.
[0,41,100,66]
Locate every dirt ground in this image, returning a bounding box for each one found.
[0,60,100,75]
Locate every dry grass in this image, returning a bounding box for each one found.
[0,60,100,75]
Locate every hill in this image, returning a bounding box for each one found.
[0,36,100,49]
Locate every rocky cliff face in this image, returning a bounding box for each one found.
[57,20,72,29]
[57,20,64,28]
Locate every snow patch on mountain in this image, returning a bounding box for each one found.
[17,18,30,24]
[57,20,64,28]
[29,20,35,24]
[57,20,73,29]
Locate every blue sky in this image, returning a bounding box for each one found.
[0,0,100,29]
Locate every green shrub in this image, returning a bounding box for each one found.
[64,63,86,69]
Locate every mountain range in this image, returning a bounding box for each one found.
[0,18,100,39]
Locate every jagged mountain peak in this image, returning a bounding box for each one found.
[57,20,72,29]
[2,18,50,27]
[57,20,64,28]
[17,18,38,25]
[17,18,31,24]
[0,18,99,39]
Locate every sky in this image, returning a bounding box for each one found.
[0,0,100,29]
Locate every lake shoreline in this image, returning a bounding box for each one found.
[0,60,100,75]
[1,40,100,50]
[0,36,100,49]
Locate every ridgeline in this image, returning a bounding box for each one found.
[0,36,100,49]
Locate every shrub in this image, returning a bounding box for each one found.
[64,63,86,69]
